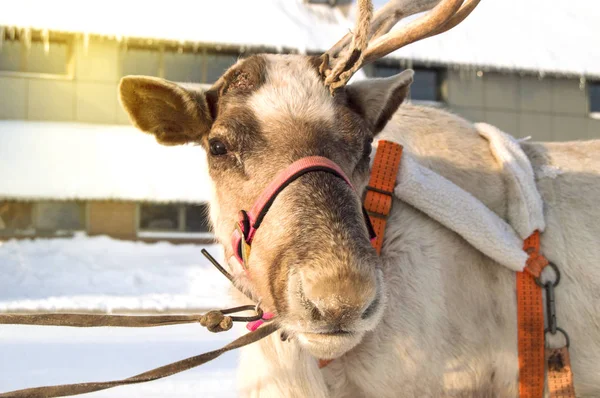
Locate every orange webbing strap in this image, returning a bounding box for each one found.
[547,347,576,398]
[364,141,403,254]
[518,230,548,398]
[318,141,403,370]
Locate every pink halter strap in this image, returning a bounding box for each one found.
[231,156,375,266]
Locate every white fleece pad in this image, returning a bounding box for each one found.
[475,123,545,239]
[392,153,529,272]
[375,124,547,271]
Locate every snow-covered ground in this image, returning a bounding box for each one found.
[0,234,232,312]
[0,323,240,397]
[0,235,242,396]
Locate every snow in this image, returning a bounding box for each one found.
[381,0,600,79]
[0,235,243,396]
[0,0,349,55]
[0,324,240,397]
[0,234,233,312]
[1,0,599,78]
[0,121,212,202]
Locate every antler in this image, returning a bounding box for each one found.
[322,0,481,93]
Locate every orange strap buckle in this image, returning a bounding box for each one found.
[518,230,576,398]
[364,141,403,255]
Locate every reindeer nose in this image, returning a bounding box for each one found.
[299,271,380,327]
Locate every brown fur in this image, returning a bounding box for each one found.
[119,54,397,347]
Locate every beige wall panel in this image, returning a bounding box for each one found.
[28,79,75,121]
[0,76,27,119]
[551,115,589,141]
[75,38,120,83]
[551,78,588,116]
[586,118,600,139]
[448,106,485,123]
[88,201,136,238]
[446,71,484,109]
[518,112,553,141]
[483,73,520,111]
[520,76,553,113]
[483,110,520,136]
[76,82,118,123]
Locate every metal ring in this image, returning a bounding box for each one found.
[221,305,265,322]
[535,262,561,287]
[545,326,570,348]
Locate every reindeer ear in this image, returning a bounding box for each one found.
[345,69,414,135]
[119,76,214,145]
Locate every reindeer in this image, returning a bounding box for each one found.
[119,0,600,396]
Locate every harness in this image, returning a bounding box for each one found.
[230,156,376,269]
[231,139,577,397]
[228,156,377,333]
[0,139,578,398]
[361,140,576,398]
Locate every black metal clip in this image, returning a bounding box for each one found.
[538,262,571,348]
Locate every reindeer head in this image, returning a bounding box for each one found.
[119,0,479,359]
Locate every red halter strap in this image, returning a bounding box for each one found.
[231,156,376,267]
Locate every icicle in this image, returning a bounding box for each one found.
[83,32,90,55]
[22,28,32,51]
[8,26,16,40]
[41,29,50,54]
[579,76,586,91]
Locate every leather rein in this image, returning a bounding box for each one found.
[0,155,379,397]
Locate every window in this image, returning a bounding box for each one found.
[184,204,212,233]
[138,203,212,238]
[121,45,238,85]
[371,63,442,103]
[35,202,85,232]
[205,52,238,84]
[0,201,85,236]
[122,48,161,77]
[164,51,204,83]
[590,82,600,117]
[0,202,34,235]
[0,30,71,76]
[140,204,179,231]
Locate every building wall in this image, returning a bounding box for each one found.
[87,201,136,239]
[0,37,129,125]
[445,71,600,141]
[1,36,599,142]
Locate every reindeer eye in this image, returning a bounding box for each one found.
[209,139,228,156]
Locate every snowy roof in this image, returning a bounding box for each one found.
[0,121,211,202]
[1,0,599,78]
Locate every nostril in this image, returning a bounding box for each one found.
[298,282,324,321]
[310,305,323,321]
[361,297,380,320]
